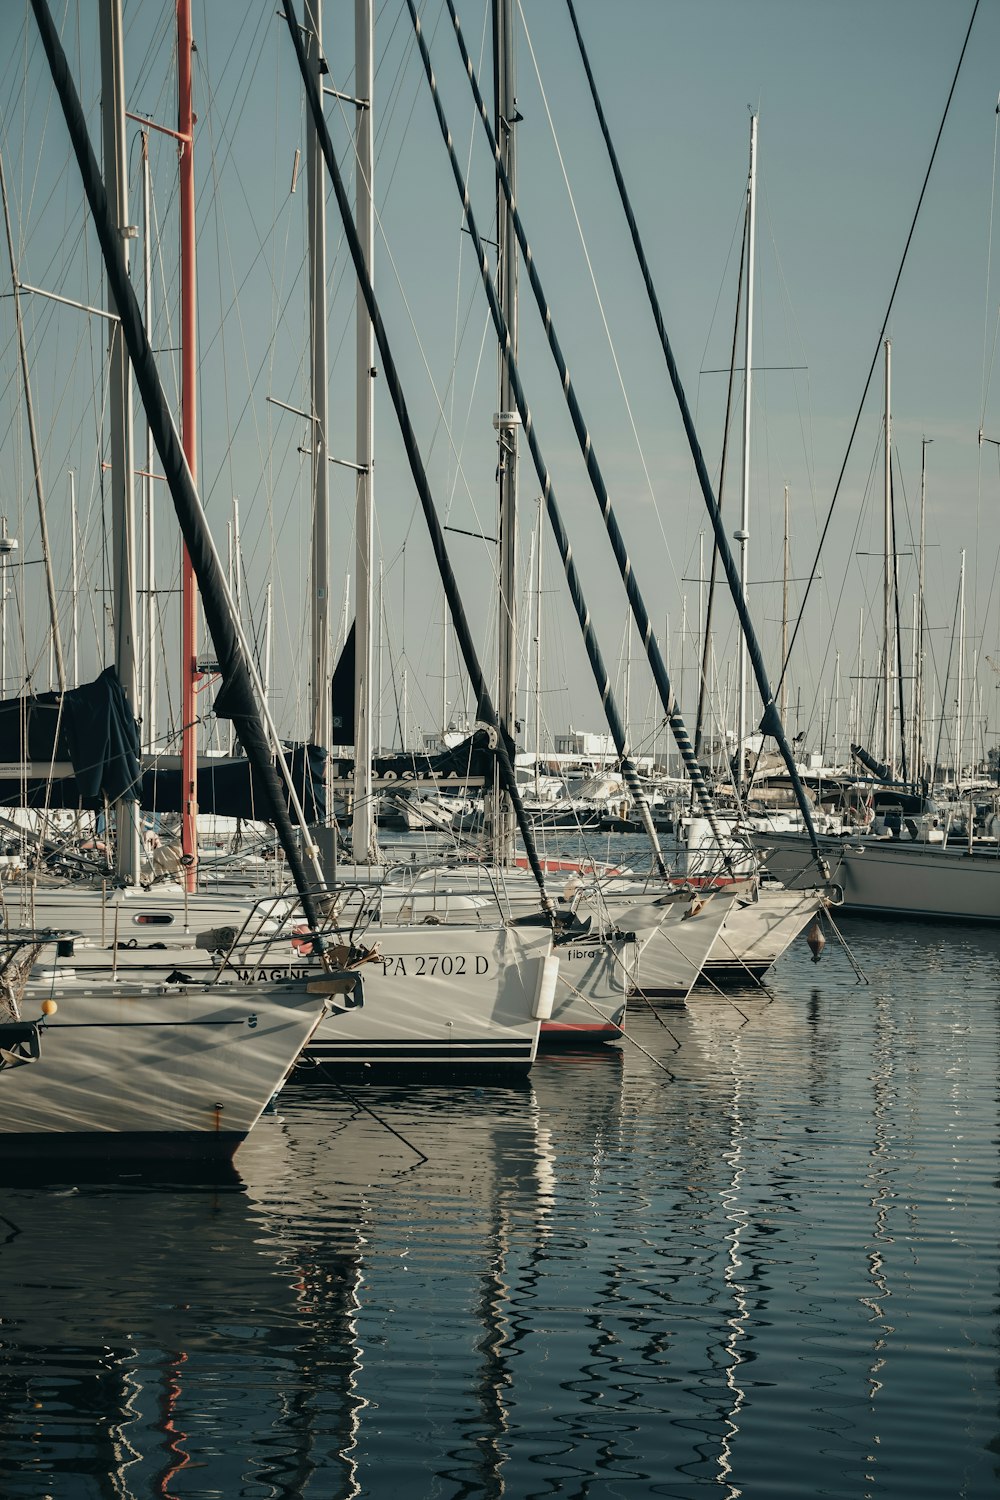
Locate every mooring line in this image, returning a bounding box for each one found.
[333,1082,429,1165]
[555,972,676,1075]
[822,906,870,985]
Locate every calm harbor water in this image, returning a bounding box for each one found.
[1,902,997,1497]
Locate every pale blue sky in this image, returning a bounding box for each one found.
[0,0,997,766]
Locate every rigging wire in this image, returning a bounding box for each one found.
[777,0,981,702]
[283,0,556,913]
[515,0,684,604]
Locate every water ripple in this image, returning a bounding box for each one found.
[0,912,997,1497]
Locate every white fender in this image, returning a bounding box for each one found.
[532,953,560,1020]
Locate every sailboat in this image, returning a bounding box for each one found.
[0,0,373,1162]
[749,344,1000,923]
[388,8,831,991]
[277,0,643,1061]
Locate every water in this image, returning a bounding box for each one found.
[1,911,997,1498]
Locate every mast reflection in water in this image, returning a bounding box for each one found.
[1,912,997,1498]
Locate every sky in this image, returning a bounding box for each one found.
[0,0,998,771]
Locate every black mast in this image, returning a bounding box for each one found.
[431,0,738,871]
[564,0,827,873]
[29,0,331,940]
[281,0,555,918]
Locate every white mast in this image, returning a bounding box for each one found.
[882,339,893,772]
[533,493,543,794]
[916,437,930,783]
[352,0,376,859]
[956,548,966,788]
[227,497,241,754]
[0,517,16,695]
[855,608,864,748]
[101,0,140,883]
[0,156,65,695]
[69,472,79,686]
[910,591,918,775]
[736,110,757,783]
[263,582,273,712]
[780,483,789,725]
[140,129,157,755]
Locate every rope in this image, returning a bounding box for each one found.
[564,0,825,874]
[432,0,732,874]
[772,0,981,711]
[394,0,671,878]
[554,968,676,1076]
[515,0,681,599]
[281,0,555,918]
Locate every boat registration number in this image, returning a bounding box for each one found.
[380,953,491,977]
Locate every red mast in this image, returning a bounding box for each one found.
[177,0,198,891]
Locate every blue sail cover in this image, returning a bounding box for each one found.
[0,666,141,809]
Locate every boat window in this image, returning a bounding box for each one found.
[133,912,175,925]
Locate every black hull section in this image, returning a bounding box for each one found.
[696,962,771,986]
[295,1037,535,1084]
[2,1130,245,1172]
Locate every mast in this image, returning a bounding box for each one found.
[227,496,241,754]
[141,129,157,755]
[956,548,966,788]
[351,0,376,860]
[178,0,198,891]
[533,492,543,795]
[563,0,825,868]
[780,484,789,725]
[283,0,558,912]
[0,151,66,693]
[70,473,79,685]
[101,0,140,884]
[494,0,519,866]
[881,339,893,773]
[0,517,15,695]
[736,110,757,786]
[263,582,273,709]
[306,0,330,768]
[422,0,729,869]
[916,437,930,784]
[376,559,383,753]
[32,0,332,932]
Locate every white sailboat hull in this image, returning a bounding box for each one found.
[298,923,549,1072]
[1,882,291,948]
[602,888,738,998]
[1,979,328,1161]
[18,887,633,1063]
[753,831,1000,924]
[701,886,826,981]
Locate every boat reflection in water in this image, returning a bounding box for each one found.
[1,922,997,1498]
[0,1173,361,1497]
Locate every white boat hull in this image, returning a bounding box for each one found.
[701,886,826,982]
[753,831,1000,924]
[2,978,327,1161]
[602,888,738,998]
[1,882,290,949]
[298,923,561,1072]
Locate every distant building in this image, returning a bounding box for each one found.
[553,730,617,759]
